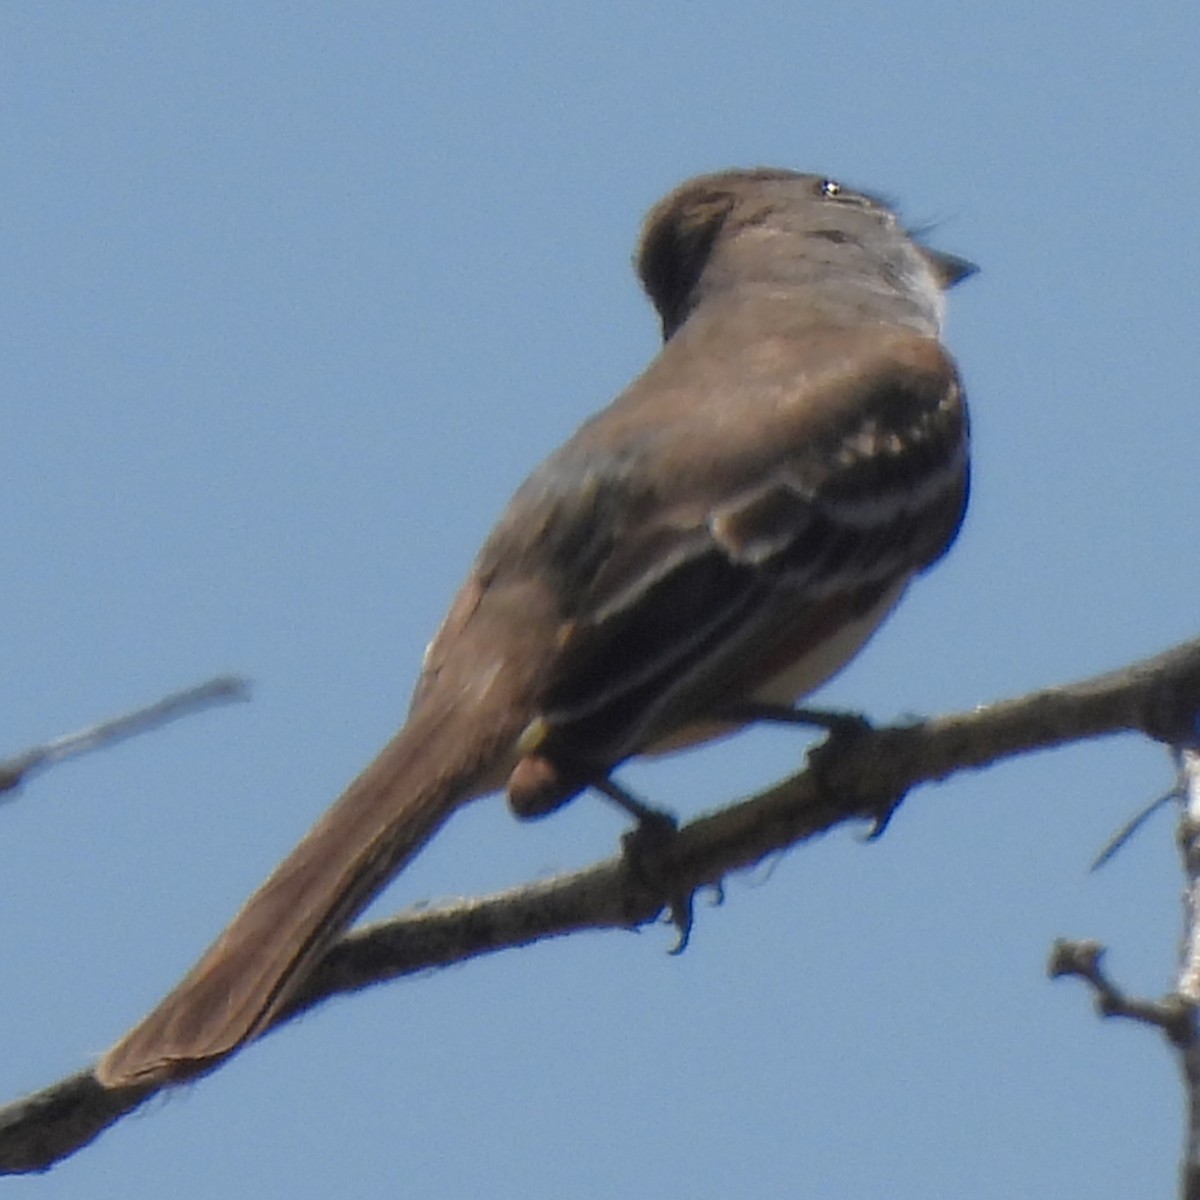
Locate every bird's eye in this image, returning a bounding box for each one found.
[819,179,841,197]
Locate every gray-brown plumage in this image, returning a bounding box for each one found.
[97,168,973,1088]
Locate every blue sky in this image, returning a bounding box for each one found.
[3,4,1199,1196]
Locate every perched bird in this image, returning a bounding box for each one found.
[97,167,974,1088]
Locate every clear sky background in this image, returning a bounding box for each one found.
[3,4,1199,1197]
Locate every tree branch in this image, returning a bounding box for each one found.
[0,676,251,796]
[1047,939,1192,1039]
[4,637,1200,1174]
[1175,747,1200,1200]
[1050,743,1200,1200]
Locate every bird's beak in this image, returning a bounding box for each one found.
[922,247,979,289]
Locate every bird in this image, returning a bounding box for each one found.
[96,167,975,1089]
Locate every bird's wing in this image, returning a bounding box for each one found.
[502,324,968,781]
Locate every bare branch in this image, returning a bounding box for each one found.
[1176,749,1200,1004]
[0,1074,152,1177]
[3,637,1200,1174]
[1047,939,1192,1041]
[1176,749,1200,1200]
[1090,784,1181,871]
[1050,741,1200,1200]
[0,677,251,796]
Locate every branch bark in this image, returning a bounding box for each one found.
[1179,746,1200,1200]
[4,637,1200,1174]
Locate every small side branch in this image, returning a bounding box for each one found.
[1047,939,1192,1043]
[0,676,251,796]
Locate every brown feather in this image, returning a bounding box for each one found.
[95,167,973,1088]
[96,577,556,1087]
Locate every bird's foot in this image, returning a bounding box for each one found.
[726,701,873,739]
[732,703,906,837]
[788,710,902,839]
[593,777,694,953]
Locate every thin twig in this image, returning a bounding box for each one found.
[1091,784,1181,871]
[0,676,251,796]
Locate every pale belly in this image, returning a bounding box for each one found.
[747,576,910,706]
[644,576,910,755]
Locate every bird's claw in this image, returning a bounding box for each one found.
[599,779,696,952]
[728,702,873,739]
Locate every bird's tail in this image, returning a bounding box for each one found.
[95,684,523,1089]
